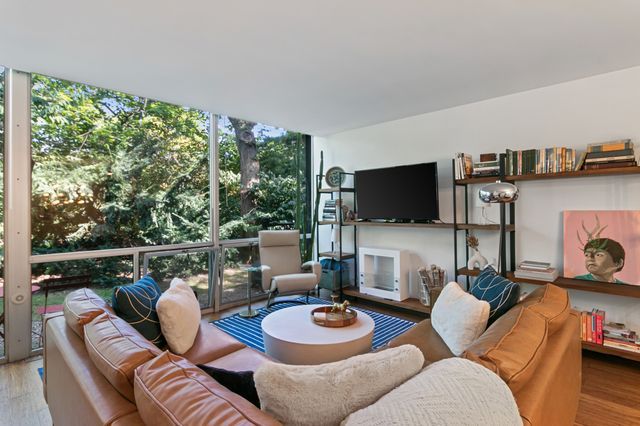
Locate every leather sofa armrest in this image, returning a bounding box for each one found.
[301,260,321,282]
[182,322,246,365]
[259,265,274,292]
[386,319,454,366]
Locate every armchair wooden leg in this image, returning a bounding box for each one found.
[306,291,310,304]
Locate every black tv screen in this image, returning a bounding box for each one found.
[355,162,439,221]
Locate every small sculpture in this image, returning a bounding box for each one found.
[330,295,350,313]
[466,235,488,270]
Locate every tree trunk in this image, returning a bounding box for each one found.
[228,118,259,215]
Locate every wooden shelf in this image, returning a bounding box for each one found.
[318,220,339,225]
[582,341,640,362]
[342,286,431,314]
[318,251,355,260]
[455,175,501,185]
[456,268,640,299]
[456,223,515,231]
[343,221,453,229]
[318,187,355,193]
[455,166,640,185]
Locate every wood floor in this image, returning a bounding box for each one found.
[0,294,639,426]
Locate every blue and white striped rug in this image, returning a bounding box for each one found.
[212,296,416,352]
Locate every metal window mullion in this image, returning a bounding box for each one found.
[210,113,220,311]
[4,69,32,362]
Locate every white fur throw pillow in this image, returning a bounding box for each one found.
[254,344,424,426]
[342,358,521,426]
[156,278,201,354]
[431,282,490,356]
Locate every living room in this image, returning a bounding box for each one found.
[2,1,640,425]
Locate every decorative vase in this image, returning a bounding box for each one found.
[467,248,488,270]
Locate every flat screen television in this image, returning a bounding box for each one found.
[355,162,439,221]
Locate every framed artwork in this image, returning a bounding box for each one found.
[563,210,640,285]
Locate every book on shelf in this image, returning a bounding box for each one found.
[581,309,606,344]
[480,153,497,162]
[585,148,634,159]
[583,161,637,170]
[473,160,500,169]
[586,139,633,153]
[514,267,559,281]
[603,322,638,341]
[574,152,587,171]
[585,154,636,163]
[518,260,551,269]
[603,338,640,353]
[454,153,474,179]
[505,147,576,176]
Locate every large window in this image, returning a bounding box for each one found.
[31,74,210,254]
[217,115,309,239]
[217,116,310,306]
[28,74,212,350]
[0,69,312,359]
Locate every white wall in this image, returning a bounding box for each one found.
[314,65,640,330]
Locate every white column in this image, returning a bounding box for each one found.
[4,69,33,361]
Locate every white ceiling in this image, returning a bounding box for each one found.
[2,1,640,136]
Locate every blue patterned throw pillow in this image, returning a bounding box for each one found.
[470,266,520,325]
[112,275,165,347]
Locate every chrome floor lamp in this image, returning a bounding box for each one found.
[479,180,519,276]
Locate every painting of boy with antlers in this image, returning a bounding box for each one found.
[564,211,640,285]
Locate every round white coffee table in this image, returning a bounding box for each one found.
[261,304,374,365]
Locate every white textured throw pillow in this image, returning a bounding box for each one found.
[431,282,490,356]
[342,358,522,426]
[156,278,201,354]
[254,344,424,426]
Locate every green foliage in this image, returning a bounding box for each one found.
[26,75,309,280]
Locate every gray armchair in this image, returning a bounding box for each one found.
[258,230,321,308]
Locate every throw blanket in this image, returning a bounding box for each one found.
[342,358,522,426]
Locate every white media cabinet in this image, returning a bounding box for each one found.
[358,247,410,301]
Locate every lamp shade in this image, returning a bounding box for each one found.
[478,180,519,204]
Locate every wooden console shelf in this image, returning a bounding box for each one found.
[342,286,431,315]
[318,187,355,193]
[457,267,640,299]
[455,166,640,185]
[341,221,509,231]
[581,341,640,362]
[456,223,515,231]
[318,251,355,261]
[343,221,452,229]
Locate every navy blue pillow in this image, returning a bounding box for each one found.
[471,266,520,325]
[112,275,165,347]
[197,365,260,408]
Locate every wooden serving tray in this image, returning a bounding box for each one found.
[310,306,358,327]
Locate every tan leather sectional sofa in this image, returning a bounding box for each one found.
[44,284,580,425]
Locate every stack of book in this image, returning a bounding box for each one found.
[505,148,576,176]
[513,260,559,281]
[603,322,640,353]
[581,139,637,171]
[581,309,606,344]
[454,153,473,179]
[472,153,500,177]
[322,199,337,222]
